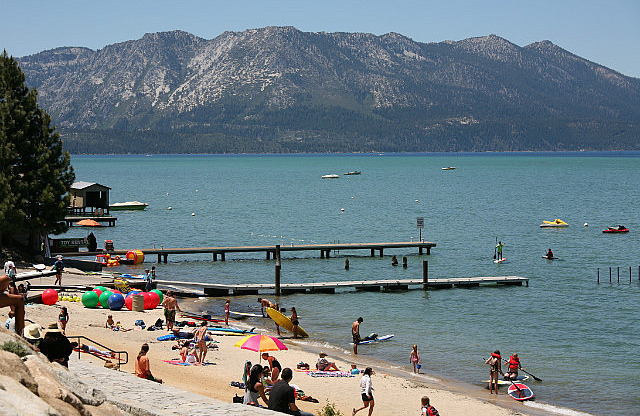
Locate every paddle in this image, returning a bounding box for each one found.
[493,237,497,259]
[501,358,542,381]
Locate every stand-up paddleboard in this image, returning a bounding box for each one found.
[353,334,394,345]
[180,312,225,323]
[507,383,534,401]
[207,326,256,335]
[230,311,264,318]
[483,375,530,386]
[266,307,309,338]
[542,256,558,260]
[493,258,506,264]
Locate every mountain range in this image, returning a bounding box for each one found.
[17,26,640,153]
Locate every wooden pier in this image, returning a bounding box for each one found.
[53,241,436,263]
[156,276,528,297]
[64,216,117,227]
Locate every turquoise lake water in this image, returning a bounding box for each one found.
[63,153,640,416]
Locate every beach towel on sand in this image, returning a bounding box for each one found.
[296,370,354,378]
[162,359,215,366]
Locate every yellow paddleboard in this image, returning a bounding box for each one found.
[266,307,309,338]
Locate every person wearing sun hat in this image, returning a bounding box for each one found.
[23,323,44,347]
[38,322,73,367]
[316,352,339,371]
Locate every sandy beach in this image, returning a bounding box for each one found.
[5,267,536,416]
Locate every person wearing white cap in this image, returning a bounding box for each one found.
[316,352,339,371]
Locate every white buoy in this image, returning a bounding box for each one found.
[191,212,195,216]
[195,190,198,193]
[167,207,172,210]
[166,192,169,196]
[351,196,355,199]
[415,199,419,203]
[341,208,345,212]
[584,222,588,227]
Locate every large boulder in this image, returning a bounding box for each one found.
[0,374,58,415]
[24,355,87,413]
[0,349,38,394]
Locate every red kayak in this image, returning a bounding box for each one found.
[507,383,534,401]
[603,225,629,233]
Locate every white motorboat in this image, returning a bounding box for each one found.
[321,174,340,179]
[109,201,149,211]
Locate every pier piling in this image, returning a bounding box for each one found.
[422,260,429,290]
[345,258,349,270]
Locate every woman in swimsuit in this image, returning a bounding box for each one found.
[194,321,208,364]
[262,352,281,382]
[485,350,503,394]
[290,307,299,339]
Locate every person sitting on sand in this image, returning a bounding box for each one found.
[268,367,313,416]
[316,352,339,371]
[420,396,439,416]
[243,364,270,406]
[135,343,162,383]
[262,352,282,382]
[105,314,115,329]
[0,274,25,335]
[262,365,273,387]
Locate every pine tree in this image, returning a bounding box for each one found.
[0,50,75,251]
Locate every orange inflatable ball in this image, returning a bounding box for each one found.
[41,289,58,305]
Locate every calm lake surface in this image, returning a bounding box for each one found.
[64,152,640,416]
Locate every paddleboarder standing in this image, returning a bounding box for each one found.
[495,241,504,261]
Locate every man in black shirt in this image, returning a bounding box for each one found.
[268,367,313,415]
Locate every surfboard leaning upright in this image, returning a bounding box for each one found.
[266,307,309,338]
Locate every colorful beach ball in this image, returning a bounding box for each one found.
[82,291,99,308]
[99,290,113,309]
[41,289,58,305]
[108,293,125,311]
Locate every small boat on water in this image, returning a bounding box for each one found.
[344,171,361,175]
[441,167,456,170]
[109,201,149,211]
[603,225,629,233]
[540,219,568,228]
[321,174,340,179]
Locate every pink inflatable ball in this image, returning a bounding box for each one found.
[93,288,103,298]
[111,289,122,295]
[41,289,58,305]
[143,292,154,309]
[99,290,114,308]
[82,290,99,308]
[124,294,133,311]
[108,293,125,311]
[148,291,160,309]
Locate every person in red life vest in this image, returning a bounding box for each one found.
[504,353,522,380]
[485,350,504,394]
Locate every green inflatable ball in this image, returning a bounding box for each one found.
[99,290,114,308]
[94,285,108,293]
[82,291,99,308]
[151,289,164,304]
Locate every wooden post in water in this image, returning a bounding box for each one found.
[609,267,612,283]
[422,260,428,290]
[402,257,408,268]
[345,258,349,270]
[617,267,620,284]
[597,268,599,284]
[630,266,632,284]
[275,245,281,296]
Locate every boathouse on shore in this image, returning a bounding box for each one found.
[68,181,111,216]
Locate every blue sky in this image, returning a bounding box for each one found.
[2,0,639,77]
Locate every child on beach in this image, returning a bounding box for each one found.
[105,314,115,329]
[58,307,69,335]
[410,344,420,373]
[420,396,439,416]
[52,255,64,285]
[224,298,230,326]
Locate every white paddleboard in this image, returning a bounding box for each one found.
[493,258,506,264]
